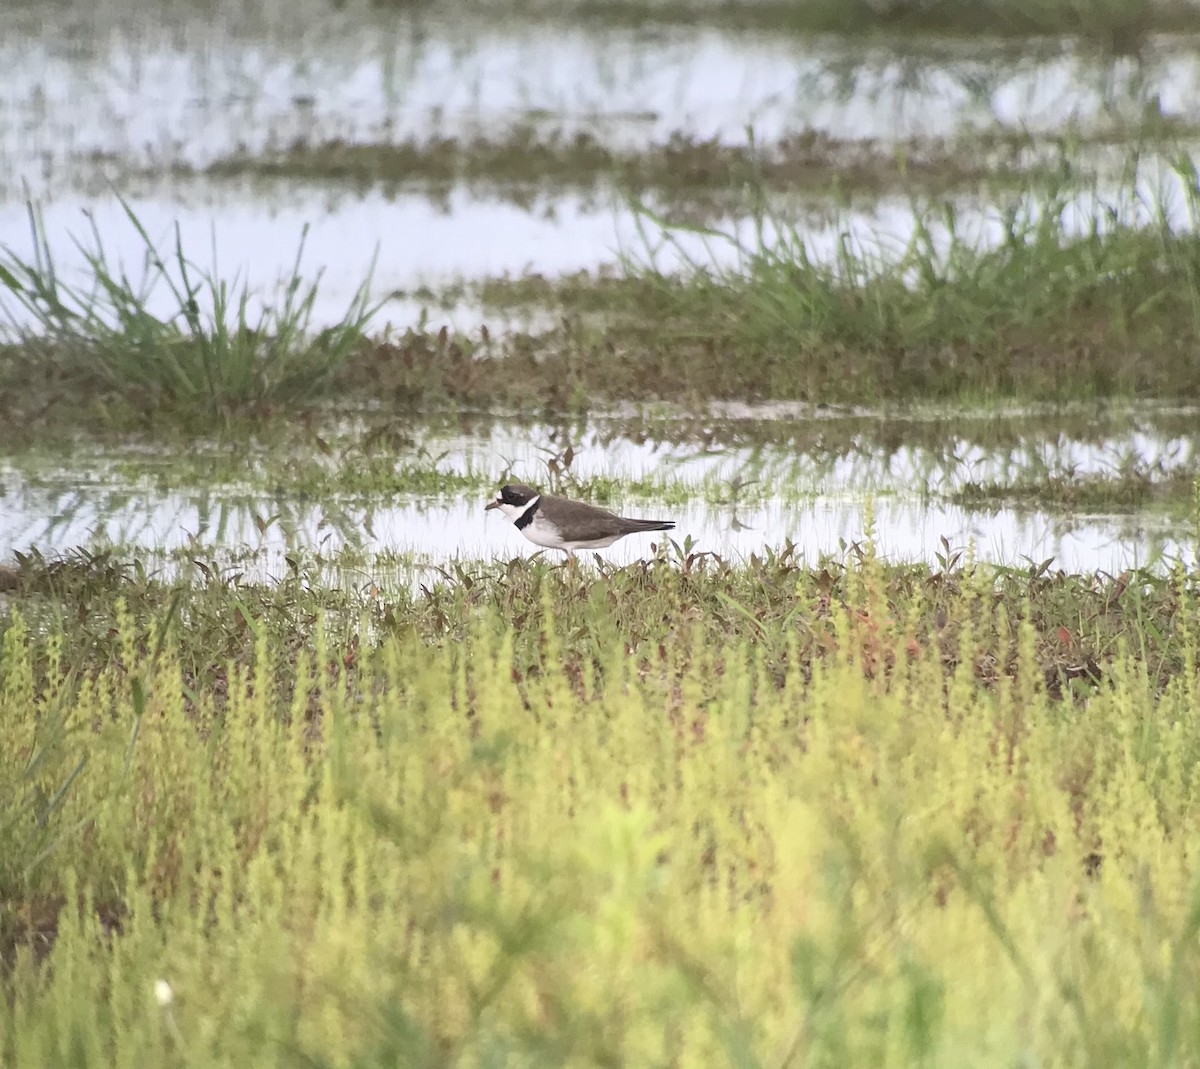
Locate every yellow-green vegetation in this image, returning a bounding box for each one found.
[3,549,1200,1066]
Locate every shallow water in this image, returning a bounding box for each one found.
[3,3,1194,189]
[1,472,1186,580]
[2,3,1197,328]
[0,185,626,331]
[2,411,1194,579]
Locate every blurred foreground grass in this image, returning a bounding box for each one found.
[3,547,1200,1066]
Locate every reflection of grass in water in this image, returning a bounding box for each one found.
[955,465,1200,514]
[3,545,1200,1064]
[0,199,376,422]
[195,126,1111,208]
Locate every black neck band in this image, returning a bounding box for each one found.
[514,497,540,530]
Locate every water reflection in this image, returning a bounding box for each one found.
[2,4,1194,193]
[0,476,1187,580]
[1,411,1194,578]
[310,412,1200,497]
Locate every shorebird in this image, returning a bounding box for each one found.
[485,483,674,553]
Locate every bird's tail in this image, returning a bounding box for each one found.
[621,518,675,532]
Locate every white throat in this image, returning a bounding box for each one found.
[497,494,540,525]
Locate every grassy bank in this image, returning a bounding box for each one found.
[10,0,1200,49]
[460,167,1200,407]
[6,165,1200,427]
[3,549,1200,1066]
[3,544,1189,691]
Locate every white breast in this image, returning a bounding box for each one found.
[522,512,572,549]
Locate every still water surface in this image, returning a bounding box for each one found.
[1,412,1193,577]
[3,5,1196,578]
[2,4,1198,329]
[5,10,1193,180]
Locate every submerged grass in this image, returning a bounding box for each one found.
[388,0,1200,49]
[3,546,1200,1065]
[196,125,1112,210]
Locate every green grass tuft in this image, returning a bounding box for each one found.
[0,200,378,423]
[609,157,1200,402]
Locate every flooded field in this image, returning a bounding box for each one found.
[9,4,1200,1066]
[2,1,1199,572]
[8,9,1196,179]
[3,406,1196,577]
[4,2,1200,327]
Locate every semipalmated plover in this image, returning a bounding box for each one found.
[485,483,674,553]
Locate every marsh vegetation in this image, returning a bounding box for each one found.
[4,0,1200,1065]
[5,548,1200,1065]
